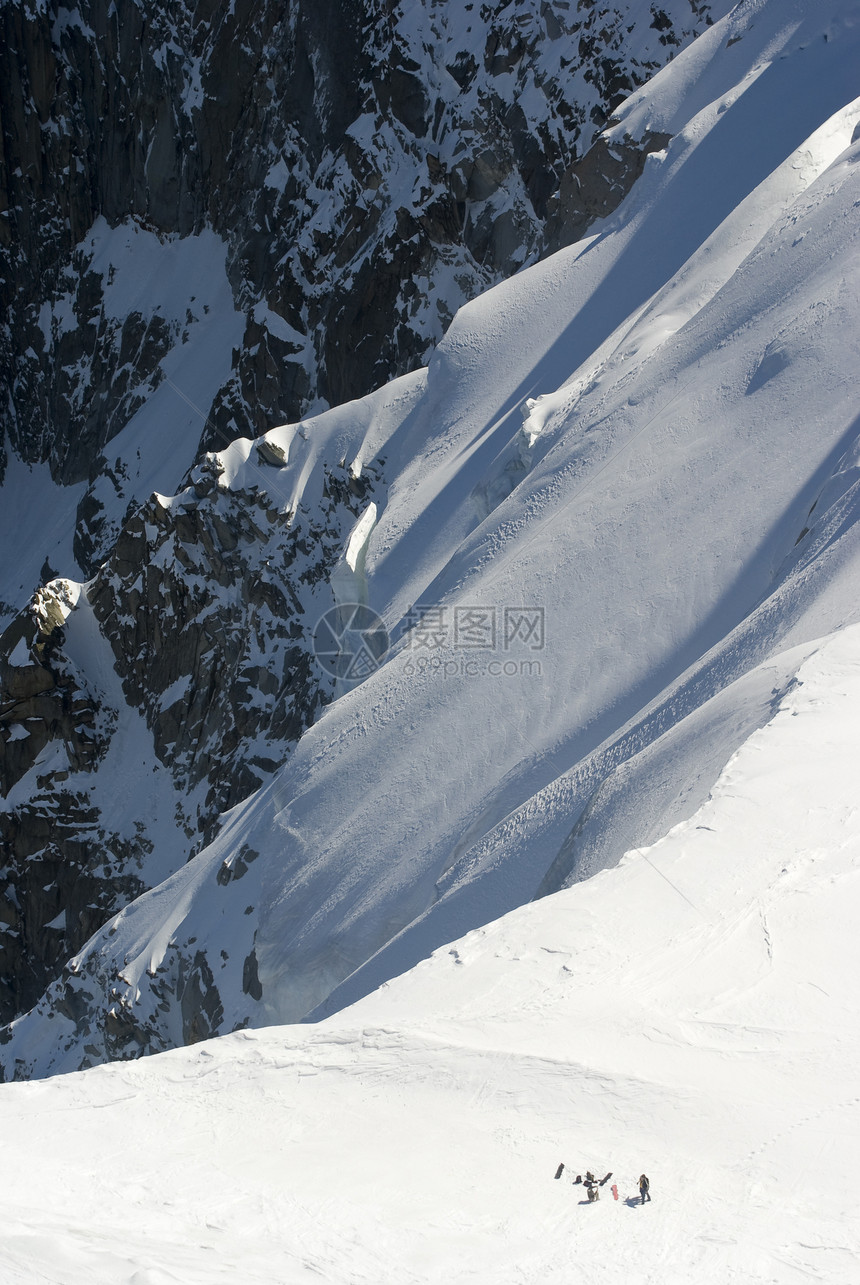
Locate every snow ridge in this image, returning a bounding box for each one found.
[2,0,860,1083]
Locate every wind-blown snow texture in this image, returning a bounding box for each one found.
[2,622,860,1282]
[0,0,729,1022]
[3,0,860,1081]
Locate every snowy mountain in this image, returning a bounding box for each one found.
[0,0,723,583]
[2,0,860,1081]
[0,0,728,1036]
[2,621,859,1281]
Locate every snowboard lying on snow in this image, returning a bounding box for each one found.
[553,1165,613,1188]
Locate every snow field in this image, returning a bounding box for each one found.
[2,625,860,1282]
[6,0,860,1079]
[2,15,860,1283]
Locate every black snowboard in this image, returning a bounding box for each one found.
[554,1163,565,1180]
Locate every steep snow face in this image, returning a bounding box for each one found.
[0,216,245,602]
[0,581,199,1024]
[0,376,420,1029]
[1,0,724,583]
[2,623,859,1283]
[68,219,246,571]
[0,456,85,629]
[4,0,860,1075]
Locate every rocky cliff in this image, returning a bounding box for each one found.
[1,0,719,575]
[0,0,728,1058]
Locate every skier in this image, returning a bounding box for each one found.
[639,1173,651,1204]
[583,1170,612,1201]
[554,1165,612,1199]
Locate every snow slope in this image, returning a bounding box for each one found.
[257,0,860,1022]
[5,0,860,1073]
[2,623,859,1284]
[0,217,244,620]
[0,454,85,628]
[74,218,246,564]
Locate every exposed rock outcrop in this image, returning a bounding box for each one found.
[0,0,727,1065]
[1,0,721,571]
[0,429,386,1028]
[0,582,151,1022]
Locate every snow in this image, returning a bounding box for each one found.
[2,215,245,622]
[241,0,860,1026]
[51,5,95,41]
[83,217,220,330]
[4,0,860,1274]
[0,453,85,629]
[80,218,245,552]
[344,502,378,578]
[2,588,201,903]
[2,623,860,1283]
[263,156,290,190]
[251,300,307,349]
[6,0,860,1082]
[6,636,31,668]
[36,577,80,623]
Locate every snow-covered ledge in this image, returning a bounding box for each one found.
[327,503,382,696]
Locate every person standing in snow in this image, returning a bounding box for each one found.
[639,1174,651,1204]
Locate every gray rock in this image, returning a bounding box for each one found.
[1,0,717,575]
[0,0,726,1071]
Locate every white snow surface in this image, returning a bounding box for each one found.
[2,622,860,1283]
[6,0,860,1091]
[76,218,245,560]
[262,0,860,1022]
[0,453,85,628]
[0,217,244,618]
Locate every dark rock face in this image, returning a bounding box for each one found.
[1,0,719,571]
[0,440,385,1029]
[543,130,673,254]
[0,799,150,1024]
[0,0,723,1068]
[87,452,379,823]
[0,583,150,1023]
